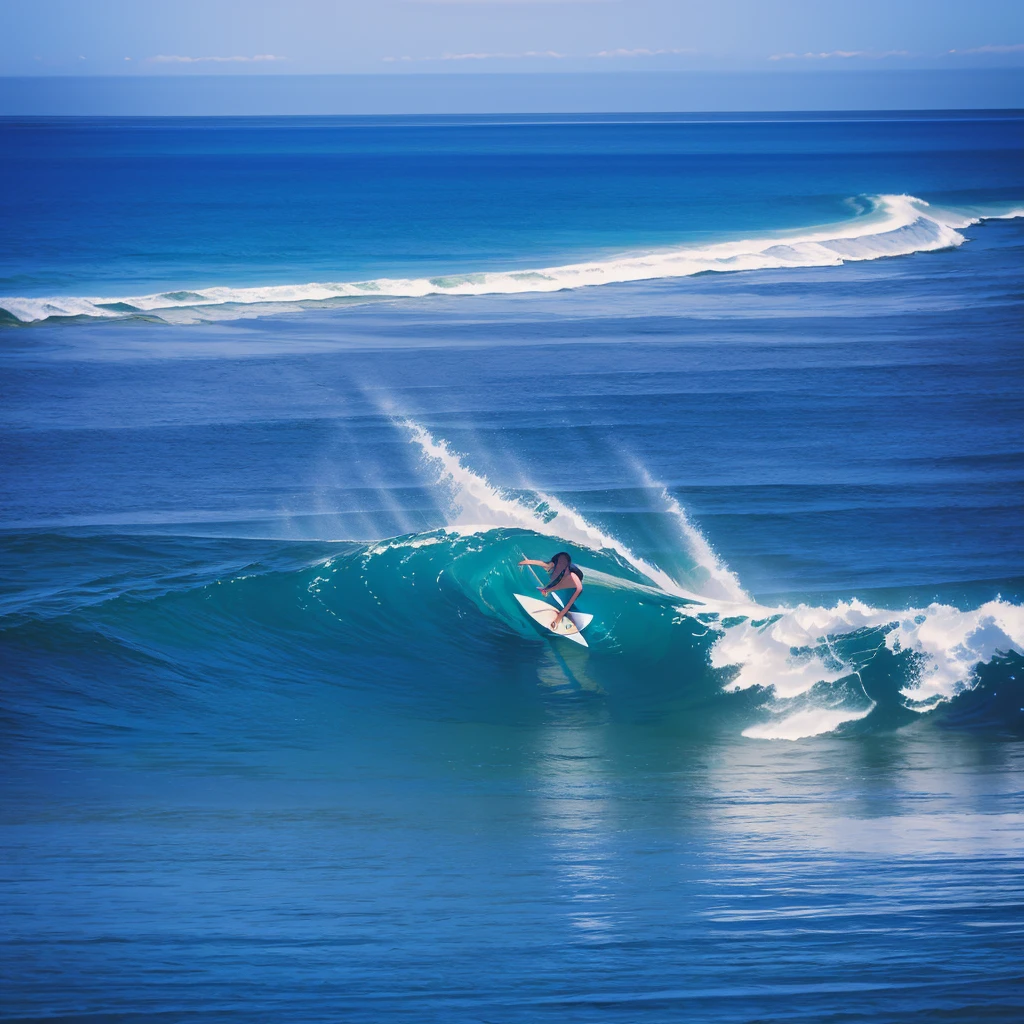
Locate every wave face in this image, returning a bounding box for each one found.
[2,195,1022,324]
[6,422,1021,749]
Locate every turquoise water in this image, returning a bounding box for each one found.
[2,113,1024,1021]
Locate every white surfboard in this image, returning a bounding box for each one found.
[514,594,593,647]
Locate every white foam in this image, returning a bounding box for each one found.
[708,596,1024,738]
[886,598,1024,701]
[367,533,447,555]
[743,705,875,742]
[4,195,1021,323]
[712,598,883,698]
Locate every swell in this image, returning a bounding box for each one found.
[5,421,1023,745]
[3,195,1022,325]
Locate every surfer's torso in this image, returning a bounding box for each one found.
[547,564,583,590]
[546,554,583,592]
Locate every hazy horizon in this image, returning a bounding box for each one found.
[2,69,1023,116]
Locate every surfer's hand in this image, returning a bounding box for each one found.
[518,559,528,566]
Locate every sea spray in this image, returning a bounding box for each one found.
[626,461,748,603]
[401,419,696,600]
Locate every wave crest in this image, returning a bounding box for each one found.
[3,195,1021,324]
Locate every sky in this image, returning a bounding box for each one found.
[2,0,1024,77]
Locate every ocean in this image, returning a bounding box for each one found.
[2,112,1023,1022]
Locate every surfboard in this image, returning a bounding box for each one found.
[514,594,592,647]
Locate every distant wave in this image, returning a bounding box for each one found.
[3,195,1022,325]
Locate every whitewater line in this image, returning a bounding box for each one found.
[3,195,1022,323]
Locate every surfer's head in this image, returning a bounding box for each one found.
[549,551,571,570]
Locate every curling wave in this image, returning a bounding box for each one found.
[396,422,1024,740]
[266,423,1024,745]
[3,195,1022,324]
[4,421,1022,744]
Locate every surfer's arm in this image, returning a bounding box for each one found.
[518,558,552,569]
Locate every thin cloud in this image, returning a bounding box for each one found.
[769,50,909,61]
[384,47,695,63]
[948,43,1024,54]
[404,1,617,5]
[147,54,286,64]
[442,49,565,60]
[382,50,566,62]
[593,48,695,58]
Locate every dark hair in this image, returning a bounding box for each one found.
[546,551,573,589]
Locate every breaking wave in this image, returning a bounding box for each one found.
[4,435,1022,747]
[394,422,1024,740]
[8,420,1021,744]
[3,195,1022,324]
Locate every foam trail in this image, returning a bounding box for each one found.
[4,195,1022,323]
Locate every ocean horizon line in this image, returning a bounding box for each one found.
[2,68,1023,116]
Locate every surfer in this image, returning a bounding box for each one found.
[518,551,583,628]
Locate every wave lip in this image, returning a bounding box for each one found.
[3,195,1021,324]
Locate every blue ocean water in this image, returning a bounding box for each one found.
[2,113,1024,1022]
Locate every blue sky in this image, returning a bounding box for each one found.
[2,0,1024,76]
